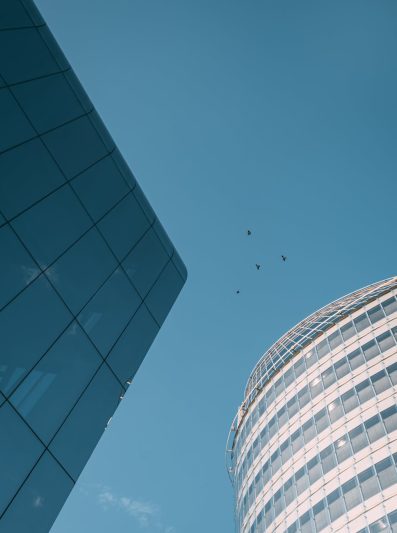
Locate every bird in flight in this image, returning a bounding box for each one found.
[236,290,240,294]
[281,255,287,262]
[247,230,251,236]
[255,264,261,270]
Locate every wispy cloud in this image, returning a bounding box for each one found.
[80,483,174,532]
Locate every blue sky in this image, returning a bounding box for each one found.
[34,1,397,532]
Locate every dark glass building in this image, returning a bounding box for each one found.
[0,1,187,531]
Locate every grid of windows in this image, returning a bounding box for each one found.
[229,282,397,533]
[232,296,397,465]
[235,325,397,488]
[0,2,186,532]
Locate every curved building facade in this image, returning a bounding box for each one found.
[227,277,397,533]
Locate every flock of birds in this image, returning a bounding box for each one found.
[235,229,287,294]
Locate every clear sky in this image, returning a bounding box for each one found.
[34,1,397,532]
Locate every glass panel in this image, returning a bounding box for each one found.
[382,297,397,316]
[308,455,322,484]
[0,0,35,28]
[381,405,397,434]
[106,304,159,385]
[341,389,359,413]
[342,477,362,510]
[348,348,365,370]
[328,397,344,423]
[133,183,156,223]
[0,276,72,396]
[327,488,345,521]
[362,339,380,361]
[369,518,389,533]
[0,88,35,152]
[145,261,185,326]
[316,338,330,359]
[356,379,375,404]
[358,466,380,499]
[335,437,353,463]
[313,500,329,531]
[42,115,107,179]
[349,424,369,453]
[0,452,73,533]
[354,313,370,333]
[49,227,117,314]
[377,331,395,353]
[364,414,386,443]
[98,192,150,261]
[341,321,356,342]
[0,28,59,84]
[322,366,336,388]
[13,73,84,134]
[63,70,92,112]
[0,224,40,308]
[49,364,122,479]
[375,457,397,489]
[295,466,309,495]
[328,330,343,350]
[320,444,337,474]
[388,362,397,385]
[334,357,350,380]
[371,370,390,395]
[12,185,92,268]
[89,110,115,152]
[314,408,329,433]
[71,155,129,222]
[122,229,169,297]
[0,402,44,515]
[18,0,45,25]
[78,269,141,356]
[172,251,187,281]
[0,138,65,220]
[367,305,385,324]
[10,321,102,443]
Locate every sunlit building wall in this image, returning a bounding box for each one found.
[227,277,397,533]
[0,1,187,532]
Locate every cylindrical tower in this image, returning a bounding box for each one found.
[227,277,397,533]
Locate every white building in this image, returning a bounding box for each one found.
[227,277,397,532]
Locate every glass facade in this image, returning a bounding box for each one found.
[0,1,187,532]
[227,277,397,532]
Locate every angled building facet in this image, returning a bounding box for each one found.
[0,1,187,531]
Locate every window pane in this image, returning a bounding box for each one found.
[335,357,350,380]
[377,331,395,353]
[341,389,359,413]
[72,156,129,222]
[78,269,141,356]
[348,348,365,370]
[0,138,65,220]
[342,477,362,510]
[0,452,73,533]
[322,366,336,388]
[335,437,353,463]
[381,405,397,434]
[12,73,84,133]
[0,28,59,84]
[362,340,380,361]
[0,224,40,308]
[328,397,344,423]
[368,305,385,324]
[364,414,386,443]
[327,488,345,521]
[42,115,107,179]
[12,185,92,268]
[349,424,369,453]
[316,338,330,359]
[10,322,102,443]
[320,444,337,474]
[0,402,44,515]
[98,192,150,261]
[375,457,397,489]
[0,0,35,28]
[49,228,117,314]
[382,297,397,316]
[0,88,35,152]
[371,370,390,395]
[388,362,397,385]
[122,229,169,297]
[329,330,343,350]
[49,364,122,480]
[358,466,380,499]
[356,379,375,404]
[354,313,370,333]
[106,304,159,385]
[0,276,72,396]
[341,321,356,342]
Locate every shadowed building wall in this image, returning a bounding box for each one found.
[0,1,187,531]
[227,277,397,533]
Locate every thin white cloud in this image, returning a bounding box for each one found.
[83,484,174,532]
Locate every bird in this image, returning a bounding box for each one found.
[247,230,251,236]
[281,255,287,262]
[236,290,240,294]
[255,264,261,270]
